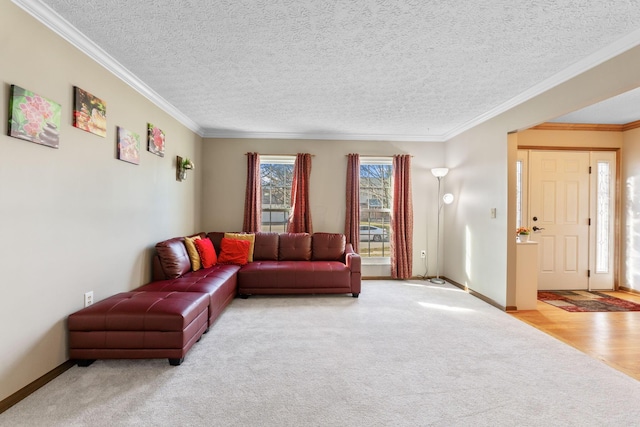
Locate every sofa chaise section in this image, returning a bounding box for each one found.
[68,291,209,366]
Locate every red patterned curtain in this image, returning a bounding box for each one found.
[287,153,313,233]
[242,152,261,232]
[391,155,413,279]
[345,154,360,253]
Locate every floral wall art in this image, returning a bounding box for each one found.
[73,87,107,137]
[117,126,140,165]
[8,85,61,148]
[147,123,165,157]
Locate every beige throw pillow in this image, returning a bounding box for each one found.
[184,235,202,271]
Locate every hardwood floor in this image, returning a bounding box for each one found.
[510,291,640,381]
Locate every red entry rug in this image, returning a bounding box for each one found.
[538,290,640,312]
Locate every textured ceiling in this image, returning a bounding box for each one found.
[17,0,640,140]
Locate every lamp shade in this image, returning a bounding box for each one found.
[431,168,449,178]
[442,193,454,204]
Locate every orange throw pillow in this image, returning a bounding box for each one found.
[194,237,217,268]
[224,232,256,262]
[218,237,251,266]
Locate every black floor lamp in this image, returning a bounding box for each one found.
[430,168,454,284]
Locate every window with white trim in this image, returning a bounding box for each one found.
[260,156,294,232]
[359,158,392,258]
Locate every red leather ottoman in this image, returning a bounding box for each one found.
[68,291,209,366]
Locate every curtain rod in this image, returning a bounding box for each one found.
[246,153,315,157]
[345,154,413,157]
[244,153,410,157]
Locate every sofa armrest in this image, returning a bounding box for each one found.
[345,243,361,296]
[152,255,166,281]
[344,243,361,273]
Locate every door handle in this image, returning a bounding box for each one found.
[532,226,545,232]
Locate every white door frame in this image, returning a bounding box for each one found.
[517,148,619,290]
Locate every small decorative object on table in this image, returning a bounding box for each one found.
[516,226,531,242]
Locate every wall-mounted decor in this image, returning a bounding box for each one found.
[147,123,165,157]
[8,85,61,149]
[177,156,195,181]
[73,86,106,137]
[117,126,140,165]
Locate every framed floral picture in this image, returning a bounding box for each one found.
[117,126,140,165]
[147,123,165,157]
[8,85,62,148]
[73,87,107,137]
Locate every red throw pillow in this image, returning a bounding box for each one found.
[218,237,251,266]
[194,237,217,268]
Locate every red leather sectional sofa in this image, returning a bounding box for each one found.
[68,232,361,366]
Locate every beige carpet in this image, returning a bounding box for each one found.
[3,280,640,426]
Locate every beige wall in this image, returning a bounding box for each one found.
[444,44,640,308]
[622,127,640,291]
[201,138,445,278]
[0,2,202,402]
[445,122,511,305]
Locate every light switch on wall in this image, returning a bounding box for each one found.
[490,208,497,218]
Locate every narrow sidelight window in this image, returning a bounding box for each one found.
[596,161,611,274]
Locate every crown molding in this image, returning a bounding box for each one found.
[622,119,640,132]
[202,129,445,142]
[530,122,624,132]
[14,0,640,143]
[530,119,640,132]
[13,0,204,137]
[443,27,640,141]
[12,0,441,143]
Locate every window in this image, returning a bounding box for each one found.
[260,156,294,232]
[515,150,529,231]
[360,159,392,258]
[596,161,611,273]
[516,159,523,229]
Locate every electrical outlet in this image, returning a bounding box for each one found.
[420,250,426,259]
[84,291,94,307]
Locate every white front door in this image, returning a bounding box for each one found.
[529,151,590,290]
